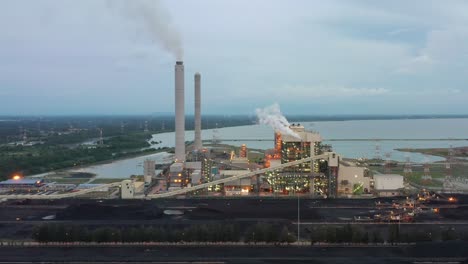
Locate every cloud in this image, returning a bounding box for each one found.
[340,87,390,95]
[0,0,467,115]
[280,85,390,98]
[387,28,414,36]
[447,89,462,94]
[396,54,434,74]
[396,28,468,74]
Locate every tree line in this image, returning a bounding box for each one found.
[32,223,467,244]
[0,131,164,180]
[308,224,466,244]
[32,223,296,244]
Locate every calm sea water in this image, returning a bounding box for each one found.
[150,118,468,162]
[71,152,173,179]
[61,118,468,179]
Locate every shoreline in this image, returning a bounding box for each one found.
[29,148,173,179]
[396,146,468,160]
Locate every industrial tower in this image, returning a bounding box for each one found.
[174,61,185,162]
[194,72,202,150]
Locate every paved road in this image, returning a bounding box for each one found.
[0,243,467,264]
[294,221,468,225]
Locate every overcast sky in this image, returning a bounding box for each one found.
[0,0,467,115]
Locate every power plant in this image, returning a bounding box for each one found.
[2,2,467,260]
[169,62,204,190]
[4,70,463,201]
[1,60,466,258]
[174,61,185,162]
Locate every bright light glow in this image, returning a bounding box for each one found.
[12,175,21,180]
[448,197,456,202]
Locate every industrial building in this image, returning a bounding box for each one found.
[230,157,249,169]
[316,152,340,198]
[202,158,213,181]
[0,178,45,190]
[239,144,247,158]
[168,163,187,190]
[121,180,134,199]
[262,124,341,197]
[264,170,311,194]
[220,170,252,196]
[143,159,156,187]
[373,174,404,197]
[337,162,371,196]
[281,124,322,173]
[158,59,391,199]
[120,180,144,199]
[191,170,202,185]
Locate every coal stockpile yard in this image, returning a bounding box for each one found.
[50,198,388,222]
[1,196,468,262]
[439,205,468,220]
[1,195,468,235]
[56,203,164,220]
[2,196,468,223]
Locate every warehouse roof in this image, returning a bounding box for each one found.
[0,178,44,185]
[374,174,404,191]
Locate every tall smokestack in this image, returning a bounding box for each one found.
[175,61,185,162]
[194,72,202,150]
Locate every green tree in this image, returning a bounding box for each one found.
[371,230,383,243]
[32,224,50,242]
[93,227,113,243]
[388,224,400,244]
[279,226,296,244]
[325,227,337,243]
[441,227,457,241]
[410,231,432,242]
[352,228,364,243]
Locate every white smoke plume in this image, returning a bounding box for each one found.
[109,0,183,60]
[255,103,300,139]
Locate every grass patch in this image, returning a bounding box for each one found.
[397,147,468,158]
[90,178,127,184]
[406,172,443,187]
[370,165,444,187]
[50,178,91,184]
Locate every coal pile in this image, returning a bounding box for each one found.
[440,205,468,220]
[454,194,468,204]
[57,203,163,220]
[186,207,225,220]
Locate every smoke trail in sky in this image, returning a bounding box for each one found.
[110,0,183,60]
[256,103,300,139]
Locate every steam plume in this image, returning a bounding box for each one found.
[110,0,183,60]
[256,103,300,139]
